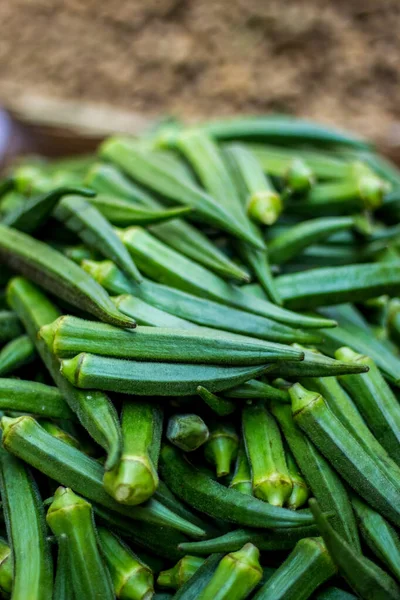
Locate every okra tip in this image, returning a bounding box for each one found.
[59,354,84,387]
[247,190,282,226]
[289,383,322,417]
[38,317,63,351]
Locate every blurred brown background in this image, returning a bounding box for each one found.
[1,0,400,152]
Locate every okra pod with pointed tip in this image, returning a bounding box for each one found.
[167,414,209,452]
[103,401,162,505]
[197,386,236,416]
[0,310,22,343]
[157,555,205,590]
[97,527,154,600]
[46,487,114,600]
[229,444,252,495]
[0,334,35,376]
[204,423,238,478]
[224,379,289,402]
[269,346,368,378]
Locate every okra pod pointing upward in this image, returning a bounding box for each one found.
[0,224,135,328]
[40,314,304,364]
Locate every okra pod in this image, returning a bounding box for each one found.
[224,379,290,402]
[0,445,53,599]
[310,498,400,600]
[41,314,304,364]
[172,553,223,600]
[0,225,136,328]
[160,443,317,528]
[253,537,336,600]
[269,346,368,378]
[103,401,162,505]
[0,378,74,419]
[53,195,143,283]
[167,414,209,452]
[336,347,400,463]
[0,538,12,597]
[0,310,22,343]
[113,293,197,329]
[286,449,309,510]
[291,383,400,527]
[197,543,262,600]
[53,536,74,600]
[242,403,292,506]
[352,495,400,581]
[97,527,154,600]
[238,244,282,305]
[46,487,114,600]
[204,423,238,477]
[197,386,236,416]
[1,415,206,537]
[271,402,360,550]
[157,555,205,590]
[229,443,253,495]
[60,353,274,396]
[7,277,122,470]
[0,334,36,376]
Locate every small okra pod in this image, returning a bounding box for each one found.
[204,422,239,478]
[1,415,206,538]
[310,498,400,600]
[40,314,303,364]
[197,543,263,600]
[0,225,136,328]
[225,379,289,402]
[160,444,317,529]
[103,401,162,505]
[0,378,74,420]
[0,310,22,343]
[40,420,80,449]
[0,445,53,600]
[290,383,400,528]
[0,334,36,376]
[242,403,292,506]
[252,537,336,600]
[167,414,209,452]
[60,353,274,396]
[271,402,361,550]
[97,527,154,600]
[352,495,400,581]
[269,346,368,378]
[53,194,143,283]
[196,386,236,416]
[336,347,400,463]
[46,487,114,600]
[157,555,205,590]
[285,449,309,510]
[0,538,12,597]
[229,443,253,495]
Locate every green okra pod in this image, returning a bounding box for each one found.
[0,334,36,376]
[276,262,400,310]
[286,449,309,510]
[310,498,400,600]
[86,163,250,282]
[252,537,336,600]
[0,310,22,343]
[47,487,114,600]
[0,378,74,419]
[0,538,12,597]
[167,414,209,452]
[100,137,265,249]
[63,243,99,264]
[172,553,223,600]
[197,543,263,600]
[160,444,317,529]
[290,383,400,527]
[336,347,400,463]
[53,536,74,600]
[97,527,154,600]
[157,555,205,590]
[238,244,282,305]
[352,495,400,581]
[204,422,239,478]
[224,379,290,402]
[40,420,80,449]
[178,524,318,554]
[0,445,53,600]
[1,415,205,537]
[0,225,135,328]
[242,403,292,506]
[271,402,360,550]
[104,401,162,505]
[40,314,304,364]
[112,293,197,329]
[229,443,253,495]
[269,346,368,378]
[60,353,274,396]
[7,277,122,470]
[53,195,143,283]
[196,386,236,416]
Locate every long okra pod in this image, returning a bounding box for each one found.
[242,403,292,506]
[104,401,162,505]
[47,487,114,600]
[0,224,135,328]
[310,498,400,600]
[0,334,36,376]
[0,445,53,599]
[7,277,122,470]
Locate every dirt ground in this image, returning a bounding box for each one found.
[1,0,400,146]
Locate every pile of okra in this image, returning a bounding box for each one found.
[1,116,400,600]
